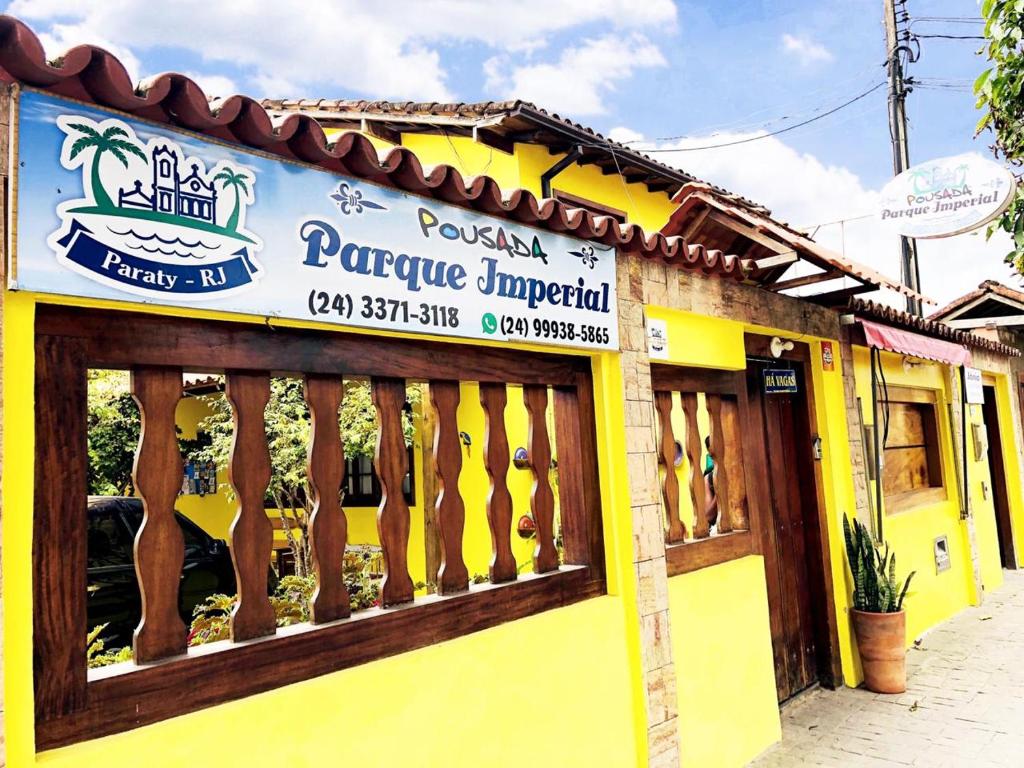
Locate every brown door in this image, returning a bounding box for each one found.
[747,358,826,702]
[982,385,1016,569]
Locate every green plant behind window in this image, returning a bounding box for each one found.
[843,514,915,613]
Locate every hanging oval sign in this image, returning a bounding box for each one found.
[877,153,1016,239]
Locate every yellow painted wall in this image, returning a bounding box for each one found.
[670,556,781,768]
[40,597,638,768]
[331,129,680,235]
[803,335,861,687]
[644,306,746,371]
[3,291,651,767]
[515,144,678,233]
[850,346,1009,645]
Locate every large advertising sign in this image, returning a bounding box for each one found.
[877,153,1016,239]
[9,89,619,351]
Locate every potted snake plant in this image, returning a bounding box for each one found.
[843,514,916,694]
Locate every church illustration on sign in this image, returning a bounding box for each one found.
[117,146,218,224]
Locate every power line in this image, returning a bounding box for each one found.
[912,33,985,40]
[639,82,886,153]
[910,16,983,24]
[639,65,885,141]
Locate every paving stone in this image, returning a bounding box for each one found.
[748,570,1024,767]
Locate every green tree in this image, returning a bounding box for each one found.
[87,370,140,496]
[191,379,420,579]
[213,168,251,231]
[975,0,1024,276]
[65,123,147,210]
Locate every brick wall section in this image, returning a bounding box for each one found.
[616,256,680,768]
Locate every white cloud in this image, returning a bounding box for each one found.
[613,128,1017,306]
[37,22,142,83]
[10,0,676,101]
[485,33,667,116]
[183,72,239,98]
[608,126,646,144]
[781,33,834,66]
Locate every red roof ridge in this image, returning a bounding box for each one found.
[0,15,749,281]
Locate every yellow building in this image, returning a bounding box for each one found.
[3,16,1024,768]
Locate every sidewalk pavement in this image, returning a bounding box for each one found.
[750,569,1024,767]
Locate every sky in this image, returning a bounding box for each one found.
[5,0,1018,307]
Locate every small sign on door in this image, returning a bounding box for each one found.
[763,368,798,394]
[964,367,984,405]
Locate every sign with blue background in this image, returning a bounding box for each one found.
[762,368,798,394]
[11,90,619,351]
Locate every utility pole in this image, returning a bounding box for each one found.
[884,0,922,316]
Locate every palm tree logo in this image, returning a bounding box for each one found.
[64,122,147,211]
[213,168,251,232]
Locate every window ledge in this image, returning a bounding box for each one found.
[885,487,949,515]
[665,530,753,577]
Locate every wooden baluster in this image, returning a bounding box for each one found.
[131,367,187,662]
[707,394,732,534]
[305,375,349,623]
[226,372,276,642]
[655,391,686,543]
[430,380,469,594]
[681,392,709,540]
[480,383,516,584]
[524,384,558,573]
[371,377,414,606]
[721,397,749,531]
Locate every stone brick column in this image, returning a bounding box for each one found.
[616,255,680,767]
[839,333,872,530]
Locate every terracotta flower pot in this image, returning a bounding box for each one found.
[851,609,907,694]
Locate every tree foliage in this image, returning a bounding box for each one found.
[87,369,140,496]
[192,379,420,578]
[976,0,1024,276]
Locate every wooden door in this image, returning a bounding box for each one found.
[747,359,823,702]
[982,385,1016,569]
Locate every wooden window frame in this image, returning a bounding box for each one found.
[342,449,416,507]
[878,385,947,514]
[33,305,606,749]
[650,365,763,577]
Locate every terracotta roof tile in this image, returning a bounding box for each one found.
[0,15,748,281]
[261,98,771,214]
[849,297,1019,357]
